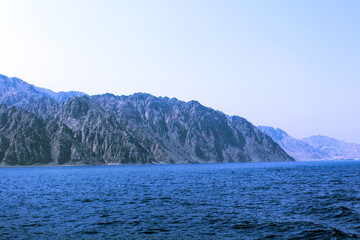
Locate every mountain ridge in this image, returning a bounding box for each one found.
[0,74,294,166]
[258,126,360,161]
[302,135,360,159]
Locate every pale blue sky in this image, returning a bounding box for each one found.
[1,0,359,143]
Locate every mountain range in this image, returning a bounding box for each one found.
[0,74,293,166]
[258,126,360,161]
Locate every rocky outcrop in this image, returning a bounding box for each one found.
[58,96,156,164]
[0,105,51,165]
[0,74,294,166]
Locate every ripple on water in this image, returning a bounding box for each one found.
[0,161,359,239]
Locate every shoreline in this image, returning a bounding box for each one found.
[0,158,359,168]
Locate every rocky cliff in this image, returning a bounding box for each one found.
[0,74,294,166]
[92,93,293,163]
[0,104,51,165]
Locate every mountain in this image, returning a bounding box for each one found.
[0,74,87,105]
[0,104,51,165]
[0,74,87,120]
[34,86,86,102]
[302,135,360,159]
[258,126,329,161]
[0,74,294,166]
[258,126,360,161]
[91,93,293,163]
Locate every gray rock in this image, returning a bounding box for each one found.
[91,94,293,163]
[0,74,85,120]
[0,75,294,165]
[0,105,51,165]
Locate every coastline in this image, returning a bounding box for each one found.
[0,158,359,168]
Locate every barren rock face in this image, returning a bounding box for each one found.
[0,105,51,165]
[90,94,293,163]
[0,74,294,165]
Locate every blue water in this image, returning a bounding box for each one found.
[0,161,360,239]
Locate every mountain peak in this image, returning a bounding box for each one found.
[258,126,329,161]
[0,74,87,104]
[258,126,289,141]
[259,126,360,160]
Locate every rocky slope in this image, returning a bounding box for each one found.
[258,126,329,161]
[302,135,360,159]
[0,104,51,165]
[259,126,360,161]
[0,74,85,120]
[0,74,86,106]
[0,74,294,166]
[92,94,292,163]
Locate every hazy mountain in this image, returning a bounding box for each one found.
[258,126,329,161]
[0,74,86,105]
[0,74,86,120]
[302,135,360,159]
[34,86,86,102]
[0,74,294,166]
[259,126,360,161]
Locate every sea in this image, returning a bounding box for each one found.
[0,161,359,239]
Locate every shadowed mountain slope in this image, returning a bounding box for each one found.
[91,94,293,163]
[0,74,294,165]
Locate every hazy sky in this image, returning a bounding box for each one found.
[1,0,360,143]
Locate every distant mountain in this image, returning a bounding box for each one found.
[258,126,329,161]
[0,74,87,120]
[34,86,86,102]
[0,74,294,166]
[259,126,360,161]
[302,135,360,159]
[0,74,86,104]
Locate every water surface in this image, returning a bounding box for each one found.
[1,161,360,239]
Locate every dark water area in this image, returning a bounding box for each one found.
[1,161,360,239]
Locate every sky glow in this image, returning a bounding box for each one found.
[0,0,359,143]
